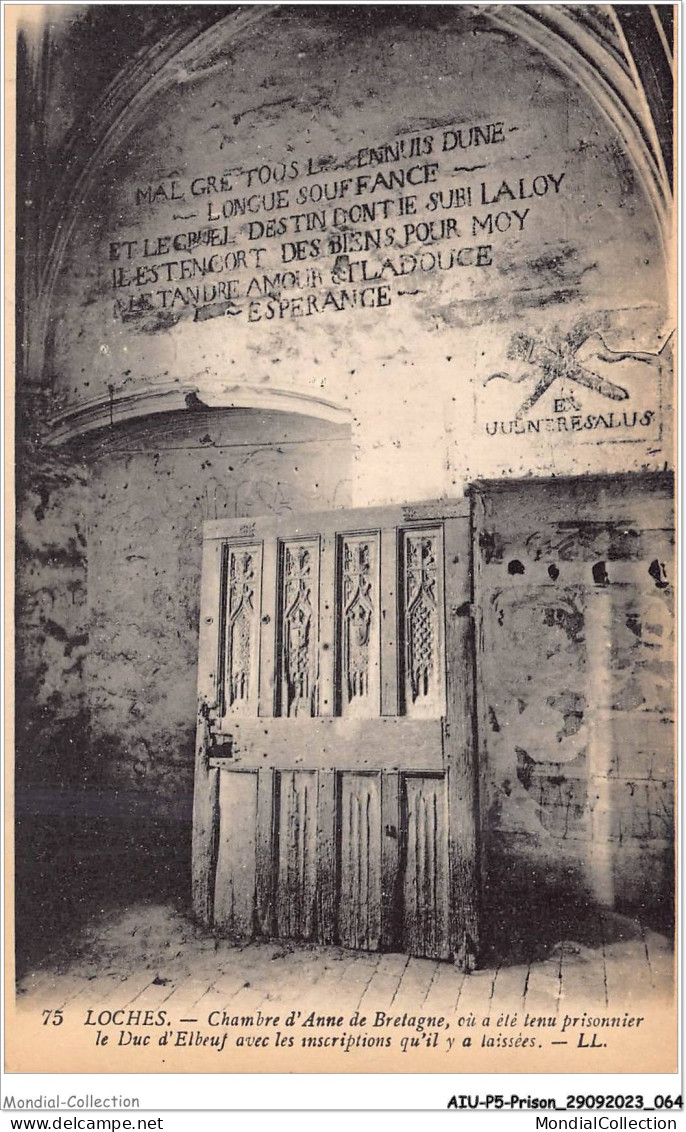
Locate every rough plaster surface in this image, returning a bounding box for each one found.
[15,436,90,788]
[43,6,672,500]
[475,475,674,925]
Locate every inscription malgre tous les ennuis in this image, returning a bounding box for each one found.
[107,120,568,323]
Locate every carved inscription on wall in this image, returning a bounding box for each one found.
[108,121,568,326]
[477,323,667,446]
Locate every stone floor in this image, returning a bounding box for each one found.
[15,899,674,1018]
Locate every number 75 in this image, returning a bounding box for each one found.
[41,1009,63,1026]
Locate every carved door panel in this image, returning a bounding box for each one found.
[192,500,479,967]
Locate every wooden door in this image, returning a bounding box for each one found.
[192,500,479,967]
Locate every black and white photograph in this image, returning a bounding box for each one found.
[6,1,677,1079]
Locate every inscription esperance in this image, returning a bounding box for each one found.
[108,121,567,325]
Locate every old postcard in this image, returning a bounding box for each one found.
[5,1,676,1078]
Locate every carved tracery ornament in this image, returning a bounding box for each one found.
[404,531,442,712]
[280,541,320,717]
[225,545,260,712]
[340,535,378,712]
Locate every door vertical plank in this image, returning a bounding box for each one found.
[214,771,258,936]
[402,776,450,958]
[339,774,382,950]
[380,771,401,950]
[276,770,294,935]
[470,489,490,932]
[317,770,337,944]
[277,770,318,939]
[192,765,219,927]
[255,767,276,937]
[192,536,223,925]
[443,516,480,969]
[258,538,278,717]
[380,526,399,716]
[318,532,337,717]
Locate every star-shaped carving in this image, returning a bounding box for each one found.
[484,324,672,422]
[500,330,629,420]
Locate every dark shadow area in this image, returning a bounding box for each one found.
[481,848,674,969]
[15,810,192,977]
[16,811,674,979]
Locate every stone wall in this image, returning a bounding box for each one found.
[474,473,674,942]
[15,403,90,789]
